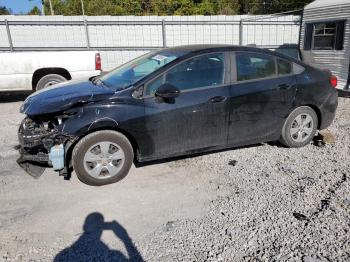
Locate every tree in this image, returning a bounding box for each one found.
[120,0,144,15]
[84,0,125,16]
[37,0,314,16]
[241,0,265,14]
[193,0,216,15]
[0,6,11,15]
[242,0,313,14]
[216,0,241,15]
[149,0,169,15]
[42,0,67,15]
[28,6,42,15]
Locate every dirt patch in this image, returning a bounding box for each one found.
[0,98,349,261]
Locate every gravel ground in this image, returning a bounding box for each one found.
[0,97,349,261]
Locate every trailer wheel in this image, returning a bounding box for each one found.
[36,74,67,90]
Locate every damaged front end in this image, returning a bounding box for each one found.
[16,78,115,180]
[17,114,76,179]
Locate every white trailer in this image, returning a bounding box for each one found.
[300,0,350,91]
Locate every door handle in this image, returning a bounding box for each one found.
[209,96,227,103]
[277,84,291,90]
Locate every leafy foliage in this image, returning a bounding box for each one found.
[28,6,42,15]
[2,0,313,16]
[0,6,11,15]
[241,0,312,14]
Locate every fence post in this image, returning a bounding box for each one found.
[239,20,243,46]
[161,19,167,48]
[84,19,90,50]
[5,19,13,52]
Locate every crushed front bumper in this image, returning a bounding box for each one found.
[17,117,74,178]
[17,152,47,178]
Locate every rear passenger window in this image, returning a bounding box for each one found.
[277,59,292,75]
[236,52,276,81]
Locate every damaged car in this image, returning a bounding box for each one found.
[18,45,338,186]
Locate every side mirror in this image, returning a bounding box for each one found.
[155,83,180,99]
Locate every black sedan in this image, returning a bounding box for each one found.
[18,45,338,186]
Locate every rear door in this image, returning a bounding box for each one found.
[227,51,297,145]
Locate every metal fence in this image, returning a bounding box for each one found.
[0,15,301,69]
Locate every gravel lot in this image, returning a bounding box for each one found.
[0,97,349,261]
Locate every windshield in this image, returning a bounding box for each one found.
[99,50,184,90]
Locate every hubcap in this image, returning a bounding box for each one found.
[44,80,60,88]
[290,113,314,143]
[83,141,125,179]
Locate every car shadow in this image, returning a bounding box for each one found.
[134,143,264,168]
[135,136,329,168]
[338,89,350,98]
[54,212,144,262]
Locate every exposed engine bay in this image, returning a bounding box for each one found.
[17,115,75,178]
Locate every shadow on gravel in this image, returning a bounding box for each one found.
[54,212,144,262]
[338,90,350,98]
[0,91,32,103]
[135,143,263,168]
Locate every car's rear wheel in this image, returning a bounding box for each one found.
[36,74,67,90]
[72,130,133,186]
[279,106,318,148]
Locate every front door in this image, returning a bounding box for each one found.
[142,52,231,160]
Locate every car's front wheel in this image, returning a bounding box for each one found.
[72,130,134,186]
[279,106,318,148]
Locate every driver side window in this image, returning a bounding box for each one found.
[145,75,164,96]
[144,52,225,96]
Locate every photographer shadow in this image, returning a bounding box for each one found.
[54,212,144,262]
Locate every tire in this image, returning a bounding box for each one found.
[279,106,318,148]
[72,130,134,186]
[36,74,67,90]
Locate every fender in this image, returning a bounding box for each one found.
[87,117,119,132]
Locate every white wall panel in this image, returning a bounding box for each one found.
[0,15,300,70]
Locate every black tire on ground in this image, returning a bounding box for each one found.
[36,74,67,90]
[72,130,134,186]
[279,106,318,148]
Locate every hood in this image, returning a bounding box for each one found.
[21,80,115,116]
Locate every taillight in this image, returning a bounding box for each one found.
[330,75,337,88]
[95,53,101,71]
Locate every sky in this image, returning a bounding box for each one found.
[0,0,42,14]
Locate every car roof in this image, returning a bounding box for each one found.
[161,44,301,63]
[163,44,232,52]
